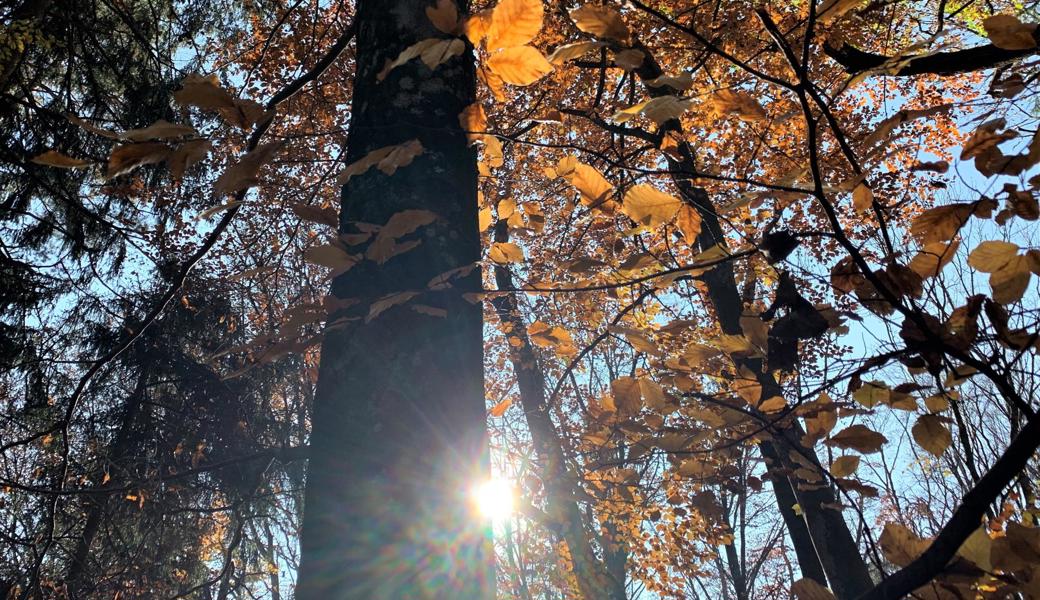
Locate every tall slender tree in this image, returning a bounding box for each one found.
[295,1,493,598]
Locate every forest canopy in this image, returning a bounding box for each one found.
[3,0,1040,599]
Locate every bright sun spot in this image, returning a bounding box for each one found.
[473,478,515,521]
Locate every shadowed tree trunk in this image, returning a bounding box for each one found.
[295,2,492,599]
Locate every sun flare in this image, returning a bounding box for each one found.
[473,478,515,522]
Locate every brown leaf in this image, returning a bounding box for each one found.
[426,0,459,34]
[292,204,339,228]
[826,424,888,453]
[337,140,424,185]
[984,14,1038,50]
[879,523,932,567]
[31,150,91,169]
[367,210,438,264]
[168,139,212,182]
[547,41,606,65]
[304,244,359,274]
[121,119,197,142]
[173,74,237,110]
[214,141,283,195]
[830,455,860,478]
[792,578,837,600]
[106,142,172,179]
[489,241,524,264]
[489,397,512,417]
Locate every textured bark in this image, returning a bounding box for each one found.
[623,36,873,598]
[295,2,491,599]
[491,224,627,600]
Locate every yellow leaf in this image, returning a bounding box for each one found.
[418,38,465,70]
[547,41,606,65]
[214,141,283,194]
[367,291,419,322]
[31,150,91,169]
[910,200,996,244]
[478,206,494,232]
[555,157,614,208]
[639,377,668,411]
[622,184,681,227]
[908,240,959,278]
[612,96,693,125]
[487,0,543,50]
[646,72,694,91]
[611,376,642,416]
[489,241,524,263]
[487,45,553,86]
[569,4,631,43]
[612,49,644,70]
[968,240,1021,272]
[489,397,513,417]
[168,139,212,181]
[426,0,459,34]
[853,382,888,408]
[462,9,492,45]
[984,14,1038,50]
[458,103,488,145]
[829,455,860,478]
[733,366,762,406]
[990,256,1032,304]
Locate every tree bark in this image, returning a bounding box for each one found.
[491,224,626,600]
[295,2,492,599]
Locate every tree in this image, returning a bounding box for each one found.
[294,1,492,598]
[5,0,1040,599]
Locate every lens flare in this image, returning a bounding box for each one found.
[473,478,514,521]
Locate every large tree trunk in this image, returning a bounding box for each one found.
[295,2,492,599]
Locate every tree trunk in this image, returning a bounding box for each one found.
[491,224,626,600]
[295,2,492,599]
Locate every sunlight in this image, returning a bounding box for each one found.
[472,478,515,522]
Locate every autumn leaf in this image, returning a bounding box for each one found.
[968,240,1020,272]
[487,46,553,86]
[711,89,768,122]
[106,142,172,179]
[879,523,931,567]
[569,4,631,43]
[168,139,212,182]
[489,397,512,417]
[486,0,543,51]
[611,376,642,416]
[377,39,464,81]
[547,41,606,65]
[612,96,694,125]
[367,210,438,264]
[337,140,424,185]
[367,291,419,322]
[554,156,614,208]
[173,73,236,110]
[909,200,996,244]
[829,455,860,478]
[983,14,1038,50]
[304,244,359,274]
[121,120,197,142]
[489,241,524,263]
[31,150,91,169]
[852,183,873,214]
[676,204,702,242]
[792,578,837,600]
[292,204,339,229]
[912,414,952,457]
[622,184,681,227]
[214,141,284,195]
[826,424,888,453]
[425,0,459,34]
[908,240,959,278]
